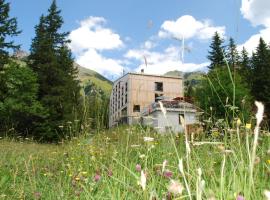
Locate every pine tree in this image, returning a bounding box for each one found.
[239,47,251,86]
[207,32,225,70]
[28,0,81,141]
[226,37,240,69]
[251,37,270,123]
[0,0,21,69]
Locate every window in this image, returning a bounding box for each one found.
[133,105,140,112]
[179,114,185,125]
[155,82,163,92]
[155,93,164,102]
[125,94,127,103]
[125,82,128,92]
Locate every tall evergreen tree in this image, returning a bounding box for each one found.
[239,47,251,86]
[0,0,21,69]
[207,32,225,70]
[226,37,240,69]
[251,37,270,123]
[28,0,81,141]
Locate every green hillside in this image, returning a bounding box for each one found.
[75,63,112,96]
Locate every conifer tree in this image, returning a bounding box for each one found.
[207,32,225,70]
[226,37,240,69]
[0,0,21,69]
[251,37,270,123]
[28,0,81,140]
[239,47,251,86]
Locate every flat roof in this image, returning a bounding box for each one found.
[113,72,182,83]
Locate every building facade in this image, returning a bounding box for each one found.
[109,72,183,127]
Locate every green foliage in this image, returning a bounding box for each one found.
[83,81,110,129]
[251,37,270,123]
[28,0,81,141]
[193,67,252,122]
[0,0,21,69]
[226,37,240,69]
[0,63,46,136]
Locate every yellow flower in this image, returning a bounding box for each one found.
[267,160,270,164]
[245,123,251,129]
[236,118,241,126]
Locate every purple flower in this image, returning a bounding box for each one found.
[94,174,101,182]
[163,170,173,179]
[136,164,142,172]
[236,195,245,200]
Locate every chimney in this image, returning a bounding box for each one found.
[141,69,144,73]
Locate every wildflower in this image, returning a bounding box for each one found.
[163,170,173,179]
[143,137,154,142]
[139,154,146,159]
[264,190,270,200]
[236,194,245,200]
[162,160,168,173]
[167,180,184,195]
[267,160,270,164]
[136,164,142,172]
[93,174,101,182]
[255,101,264,126]
[236,118,241,126]
[75,177,80,181]
[178,159,183,174]
[140,170,146,191]
[245,123,251,129]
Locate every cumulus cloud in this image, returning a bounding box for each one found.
[68,16,125,78]
[238,28,270,54]
[125,46,209,75]
[69,16,123,53]
[76,49,124,77]
[239,0,270,54]
[158,15,225,40]
[241,0,270,27]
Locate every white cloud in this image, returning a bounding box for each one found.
[238,28,270,54]
[241,0,270,27]
[68,16,126,78]
[125,46,209,75]
[69,16,123,53]
[77,49,124,77]
[239,0,270,54]
[159,15,225,40]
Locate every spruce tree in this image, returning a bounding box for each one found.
[207,32,225,70]
[226,37,240,69]
[251,37,270,123]
[239,47,251,86]
[28,0,81,141]
[0,0,21,69]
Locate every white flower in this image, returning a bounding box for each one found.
[140,170,146,191]
[178,159,184,174]
[168,180,184,195]
[162,160,168,173]
[264,190,270,200]
[255,101,264,126]
[139,154,146,159]
[143,137,154,142]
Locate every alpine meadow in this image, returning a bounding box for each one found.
[0,0,269,199]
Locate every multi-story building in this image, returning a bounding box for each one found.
[109,72,183,127]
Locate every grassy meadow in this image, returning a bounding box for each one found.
[0,124,269,200]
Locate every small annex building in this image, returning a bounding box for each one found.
[141,97,200,133]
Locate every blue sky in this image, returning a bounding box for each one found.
[8,0,270,80]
